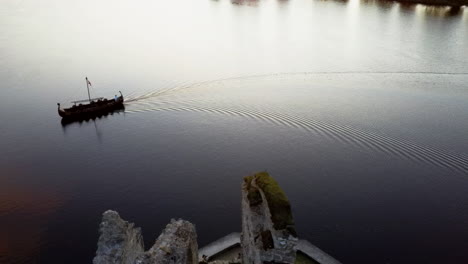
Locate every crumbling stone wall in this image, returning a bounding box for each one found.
[135,219,198,264]
[241,172,298,264]
[93,210,145,264]
[93,212,197,264]
[94,172,300,264]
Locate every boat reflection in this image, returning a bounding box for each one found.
[60,106,125,128]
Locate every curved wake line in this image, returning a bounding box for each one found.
[125,100,468,174]
[128,98,468,166]
[125,81,193,103]
[128,99,468,166]
[123,71,468,103]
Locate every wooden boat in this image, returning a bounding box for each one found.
[57,77,124,120]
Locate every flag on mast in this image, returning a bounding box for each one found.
[86,77,92,86]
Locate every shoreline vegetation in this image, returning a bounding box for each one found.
[398,0,467,7]
[380,0,467,7]
[349,0,468,8]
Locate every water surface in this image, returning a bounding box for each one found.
[1,0,468,263]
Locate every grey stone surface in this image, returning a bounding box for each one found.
[93,210,144,264]
[135,219,198,264]
[241,173,298,264]
[94,212,197,264]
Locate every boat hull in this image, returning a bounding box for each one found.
[58,96,124,120]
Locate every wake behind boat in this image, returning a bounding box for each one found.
[57,77,124,120]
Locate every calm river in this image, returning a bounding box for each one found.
[1,0,467,263]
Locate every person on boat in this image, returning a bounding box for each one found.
[114,95,118,101]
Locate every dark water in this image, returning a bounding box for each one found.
[1,0,468,263]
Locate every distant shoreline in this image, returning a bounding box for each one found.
[390,0,467,7]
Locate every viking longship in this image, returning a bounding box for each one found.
[57,77,124,120]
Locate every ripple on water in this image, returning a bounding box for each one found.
[123,72,468,175]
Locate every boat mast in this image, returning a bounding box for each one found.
[86,77,91,102]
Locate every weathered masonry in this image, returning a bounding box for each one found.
[93,172,342,264]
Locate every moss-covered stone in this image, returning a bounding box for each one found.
[251,172,296,236]
[248,189,263,206]
[245,175,263,206]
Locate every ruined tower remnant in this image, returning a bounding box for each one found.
[136,219,198,264]
[241,172,298,264]
[93,212,198,264]
[93,172,341,264]
[93,210,145,264]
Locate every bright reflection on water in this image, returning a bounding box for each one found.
[0,0,468,263]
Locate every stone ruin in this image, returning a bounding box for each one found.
[93,212,197,264]
[93,172,322,264]
[93,210,144,264]
[135,219,198,264]
[241,172,298,264]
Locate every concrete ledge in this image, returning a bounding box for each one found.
[297,239,342,264]
[199,232,241,261]
[199,233,342,264]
